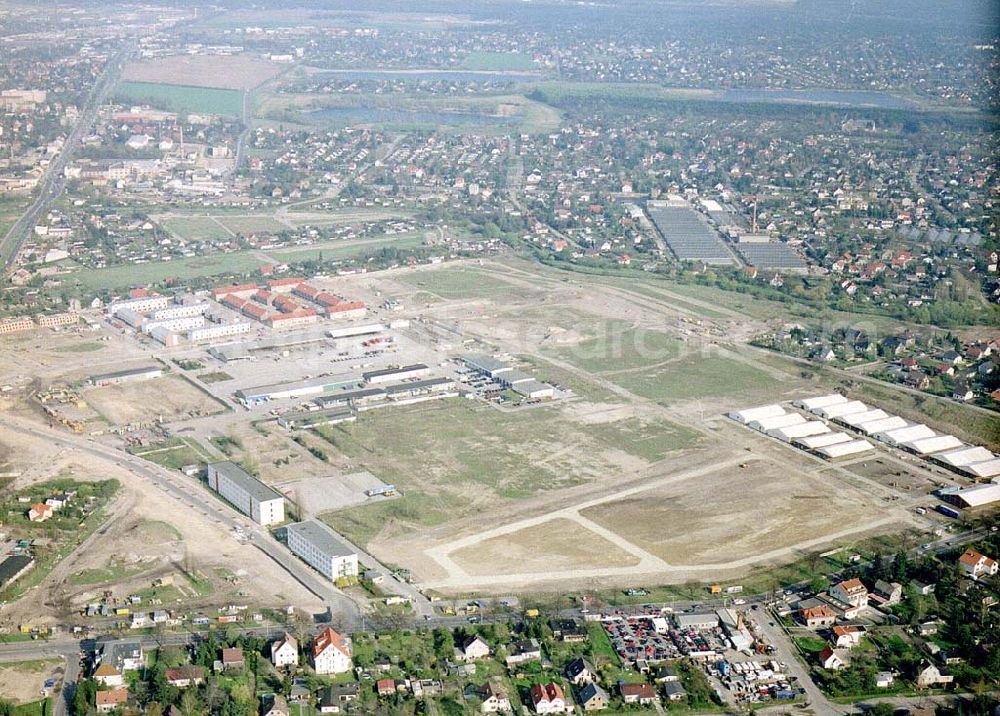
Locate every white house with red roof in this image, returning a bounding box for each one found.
[312,627,352,675]
[958,549,998,578]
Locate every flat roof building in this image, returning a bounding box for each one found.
[749,413,806,432]
[729,404,785,424]
[934,446,993,468]
[855,416,908,435]
[961,458,1000,480]
[816,439,875,460]
[795,394,848,411]
[362,364,429,385]
[795,432,853,450]
[902,435,963,455]
[838,409,889,427]
[461,353,513,378]
[874,424,934,446]
[939,482,1000,509]
[88,366,162,386]
[206,461,285,526]
[769,421,829,442]
[286,520,359,581]
[816,400,869,419]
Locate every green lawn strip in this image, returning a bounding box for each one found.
[115,81,243,115]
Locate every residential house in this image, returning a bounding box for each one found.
[800,605,837,628]
[271,633,299,669]
[871,580,903,606]
[652,665,680,683]
[458,634,491,662]
[93,663,124,687]
[474,677,511,713]
[876,672,894,688]
[620,683,658,706]
[221,647,245,671]
[165,666,205,688]
[663,681,687,702]
[312,627,352,675]
[577,682,609,711]
[829,578,869,608]
[505,639,541,668]
[819,646,846,671]
[916,663,954,688]
[958,549,998,578]
[96,688,129,714]
[28,503,53,522]
[917,621,940,637]
[830,625,866,649]
[566,657,596,685]
[912,581,936,596]
[411,680,442,699]
[262,694,290,716]
[376,678,397,697]
[530,682,568,714]
[318,683,359,714]
[550,619,587,643]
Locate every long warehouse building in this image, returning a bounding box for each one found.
[206,461,285,526]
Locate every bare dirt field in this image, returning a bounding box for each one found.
[83,374,224,424]
[0,327,145,387]
[275,471,392,516]
[450,518,641,576]
[0,659,61,704]
[580,459,892,565]
[123,54,284,90]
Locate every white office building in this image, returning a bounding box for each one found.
[286,520,359,581]
[206,461,285,526]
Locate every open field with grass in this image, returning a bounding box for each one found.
[397,265,537,300]
[320,399,699,545]
[128,437,213,470]
[115,81,243,116]
[123,54,284,90]
[158,215,234,242]
[66,252,266,290]
[611,351,778,403]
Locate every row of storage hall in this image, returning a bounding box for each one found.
[729,393,1000,479]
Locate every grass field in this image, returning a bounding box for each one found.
[158,216,233,242]
[129,437,212,470]
[320,400,698,545]
[268,234,425,262]
[612,353,777,403]
[217,215,289,234]
[459,52,535,71]
[548,326,683,374]
[68,252,265,290]
[115,81,243,116]
[398,266,532,300]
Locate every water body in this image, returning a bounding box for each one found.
[719,88,917,110]
[306,106,516,126]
